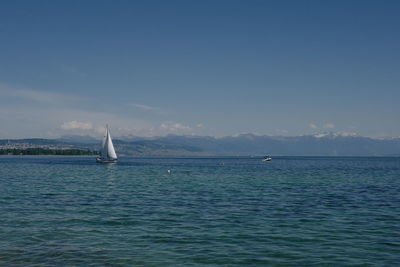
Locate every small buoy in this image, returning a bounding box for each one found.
[167,169,171,174]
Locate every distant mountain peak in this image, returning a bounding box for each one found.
[312,132,359,139]
[2,133,400,156]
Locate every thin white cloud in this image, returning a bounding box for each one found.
[160,121,192,133]
[131,103,159,111]
[0,84,81,104]
[128,103,166,115]
[0,101,154,138]
[60,121,107,135]
[323,123,335,129]
[0,84,186,138]
[61,121,93,130]
[309,123,318,129]
[275,129,289,135]
[61,65,87,77]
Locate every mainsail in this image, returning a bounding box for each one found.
[100,125,117,160]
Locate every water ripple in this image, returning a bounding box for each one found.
[0,156,399,266]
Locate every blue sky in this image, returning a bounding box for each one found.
[0,0,399,138]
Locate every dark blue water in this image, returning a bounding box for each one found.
[0,156,399,266]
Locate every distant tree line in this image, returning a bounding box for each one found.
[0,148,98,155]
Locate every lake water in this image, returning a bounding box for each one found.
[0,156,399,266]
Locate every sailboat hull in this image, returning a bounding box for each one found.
[96,157,118,163]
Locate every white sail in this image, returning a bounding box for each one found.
[100,125,117,160]
[106,128,117,159]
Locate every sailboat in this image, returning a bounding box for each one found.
[96,125,118,163]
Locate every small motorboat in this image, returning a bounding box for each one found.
[262,156,272,161]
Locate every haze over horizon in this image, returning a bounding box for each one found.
[1,0,399,139]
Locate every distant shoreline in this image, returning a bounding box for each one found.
[0,148,97,156]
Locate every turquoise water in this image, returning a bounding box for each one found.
[0,156,399,266]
